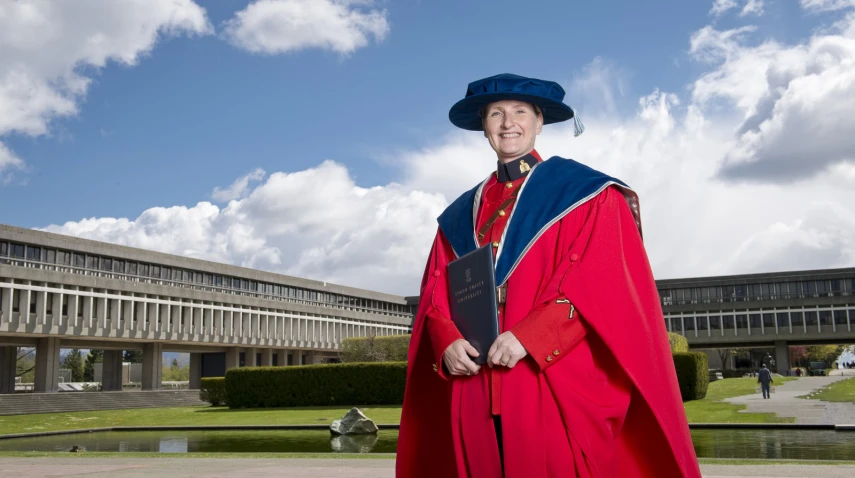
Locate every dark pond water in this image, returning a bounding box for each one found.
[1,429,853,460]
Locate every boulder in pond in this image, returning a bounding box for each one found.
[330,407,378,435]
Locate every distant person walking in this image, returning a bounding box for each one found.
[758,364,773,399]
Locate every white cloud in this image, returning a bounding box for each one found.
[711,0,739,16]
[35,2,855,294]
[211,168,267,202]
[0,0,211,183]
[710,0,765,17]
[741,0,765,16]
[690,14,855,183]
[801,0,855,12]
[0,142,25,184]
[223,0,389,55]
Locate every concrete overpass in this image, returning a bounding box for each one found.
[0,224,414,394]
[659,267,855,372]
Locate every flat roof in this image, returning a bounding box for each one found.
[655,267,855,288]
[0,223,409,303]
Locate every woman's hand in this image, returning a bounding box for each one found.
[442,339,481,376]
[487,331,528,368]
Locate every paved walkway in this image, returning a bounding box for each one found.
[1,458,854,478]
[725,372,855,424]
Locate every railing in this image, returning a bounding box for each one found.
[661,290,853,307]
[0,256,414,319]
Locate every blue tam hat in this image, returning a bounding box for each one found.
[448,73,584,136]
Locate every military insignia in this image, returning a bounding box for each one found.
[520,161,531,173]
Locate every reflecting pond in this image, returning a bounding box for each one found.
[1,429,854,460]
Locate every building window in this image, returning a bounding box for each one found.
[45,249,56,263]
[0,242,6,256]
[10,243,24,259]
[101,258,112,271]
[749,314,761,329]
[697,316,708,331]
[57,251,70,265]
[26,246,41,261]
[127,262,137,275]
[113,260,124,273]
[151,265,160,277]
[73,253,85,267]
[819,311,832,327]
[161,267,170,280]
[139,264,148,276]
[214,275,223,287]
[776,312,789,328]
[86,255,98,269]
[736,314,748,329]
[791,312,804,327]
[723,315,735,330]
[834,310,848,325]
[762,313,774,329]
[805,311,818,327]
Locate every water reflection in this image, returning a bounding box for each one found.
[1,429,853,459]
[330,434,379,453]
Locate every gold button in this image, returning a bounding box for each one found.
[492,241,499,248]
[432,363,438,372]
[545,356,553,362]
[505,182,513,189]
[553,350,560,356]
[498,210,506,217]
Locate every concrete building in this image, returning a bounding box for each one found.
[0,224,414,394]
[659,268,855,373]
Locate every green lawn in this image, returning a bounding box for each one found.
[804,376,855,403]
[0,406,403,436]
[0,377,798,435]
[683,377,796,424]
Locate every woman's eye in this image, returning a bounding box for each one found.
[491,112,501,117]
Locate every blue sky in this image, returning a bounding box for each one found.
[2,0,854,294]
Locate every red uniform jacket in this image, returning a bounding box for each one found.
[397,157,700,478]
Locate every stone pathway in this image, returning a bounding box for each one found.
[725,372,855,424]
[1,458,854,478]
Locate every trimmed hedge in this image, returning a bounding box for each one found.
[200,377,226,406]
[225,362,407,409]
[341,335,411,363]
[667,333,689,354]
[673,352,709,401]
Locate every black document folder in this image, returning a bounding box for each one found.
[447,244,499,365]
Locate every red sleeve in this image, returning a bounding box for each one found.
[419,229,463,380]
[511,299,587,371]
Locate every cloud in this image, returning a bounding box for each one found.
[741,0,765,16]
[690,12,855,183]
[567,56,631,115]
[223,0,389,55]
[800,0,855,12]
[211,168,267,202]
[43,160,447,295]
[711,0,739,16]
[36,4,855,295]
[710,0,765,17]
[0,0,211,182]
[0,142,26,184]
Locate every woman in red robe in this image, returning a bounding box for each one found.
[397,73,701,477]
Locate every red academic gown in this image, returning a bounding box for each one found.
[397,153,700,478]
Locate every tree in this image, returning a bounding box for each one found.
[16,347,36,383]
[805,345,844,367]
[123,350,144,363]
[84,349,104,382]
[790,346,807,368]
[62,349,85,382]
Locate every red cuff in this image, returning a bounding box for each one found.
[512,299,587,371]
[425,310,463,380]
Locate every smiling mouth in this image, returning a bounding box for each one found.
[500,133,521,138]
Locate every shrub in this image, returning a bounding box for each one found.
[341,335,411,363]
[200,377,226,406]
[673,352,709,401]
[225,362,407,409]
[667,333,689,354]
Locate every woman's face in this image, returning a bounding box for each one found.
[482,100,543,163]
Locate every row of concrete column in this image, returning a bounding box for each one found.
[0,343,324,393]
[187,348,319,389]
